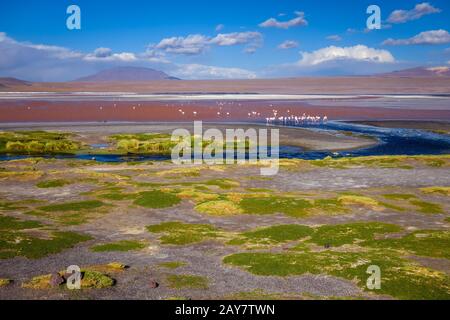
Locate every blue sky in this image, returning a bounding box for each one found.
[0,0,449,80]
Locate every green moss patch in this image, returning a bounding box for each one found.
[39,200,105,213]
[195,200,243,216]
[1,209,92,259]
[91,240,147,252]
[239,196,312,217]
[146,221,220,245]
[204,179,240,190]
[409,199,444,214]
[363,230,450,259]
[228,224,313,246]
[1,223,92,260]
[223,250,450,299]
[36,179,71,188]
[309,222,402,247]
[165,274,208,289]
[133,190,181,208]
[420,186,450,196]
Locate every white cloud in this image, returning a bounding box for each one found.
[387,2,441,24]
[154,34,210,55]
[383,29,450,45]
[152,32,262,55]
[173,63,256,79]
[326,35,342,41]
[278,40,299,49]
[259,11,307,29]
[297,45,395,66]
[211,31,262,46]
[84,48,137,62]
[215,24,224,32]
[0,32,260,81]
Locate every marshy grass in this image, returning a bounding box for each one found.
[91,240,147,252]
[165,274,209,289]
[0,215,92,259]
[146,221,220,245]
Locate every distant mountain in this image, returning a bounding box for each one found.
[74,66,179,82]
[379,66,450,77]
[0,77,31,88]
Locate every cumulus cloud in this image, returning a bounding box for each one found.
[383,29,450,45]
[326,35,342,41]
[387,2,441,24]
[154,34,210,55]
[297,45,395,66]
[152,31,263,55]
[0,32,260,81]
[259,11,307,29]
[211,31,262,46]
[173,63,256,79]
[84,48,137,62]
[277,40,299,49]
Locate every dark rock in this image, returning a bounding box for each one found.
[49,273,65,287]
[149,280,159,288]
[324,243,331,249]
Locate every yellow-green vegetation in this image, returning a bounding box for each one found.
[237,195,346,217]
[87,262,128,273]
[310,155,450,169]
[204,179,240,190]
[363,230,450,259]
[177,189,220,203]
[36,179,71,188]
[420,186,450,196]
[0,201,26,211]
[195,200,243,216]
[97,191,136,201]
[27,200,108,225]
[0,279,12,287]
[0,215,92,259]
[383,193,417,200]
[445,217,450,223]
[146,221,220,245]
[22,270,114,289]
[223,220,450,299]
[110,133,174,154]
[158,261,187,269]
[91,240,147,252]
[309,222,402,247]
[228,224,313,246]
[0,131,82,154]
[133,190,181,208]
[39,200,106,213]
[337,195,382,210]
[381,193,444,214]
[409,199,444,214]
[165,274,209,289]
[223,250,449,299]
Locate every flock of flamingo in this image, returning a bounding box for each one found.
[87,101,329,126]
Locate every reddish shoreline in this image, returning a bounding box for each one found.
[0,99,449,123]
